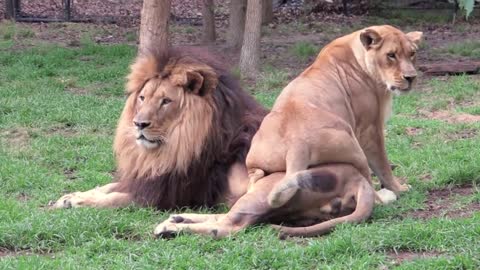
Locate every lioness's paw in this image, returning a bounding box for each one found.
[154,222,181,239]
[50,192,89,209]
[396,183,411,193]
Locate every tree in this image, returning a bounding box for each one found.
[262,0,273,24]
[227,0,247,49]
[139,0,171,55]
[240,0,263,78]
[201,0,216,44]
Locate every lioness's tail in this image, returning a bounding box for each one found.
[271,179,375,238]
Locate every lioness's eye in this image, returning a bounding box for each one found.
[139,95,145,101]
[411,51,416,57]
[161,98,172,105]
[387,52,396,59]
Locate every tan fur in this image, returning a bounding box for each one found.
[155,164,375,238]
[52,48,266,209]
[154,25,422,238]
[248,25,422,208]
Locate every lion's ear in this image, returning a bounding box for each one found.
[185,70,218,96]
[360,29,382,50]
[406,31,423,47]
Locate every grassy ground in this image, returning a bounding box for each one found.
[1,20,480,269]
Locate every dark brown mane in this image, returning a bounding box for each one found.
[114,47,267,209]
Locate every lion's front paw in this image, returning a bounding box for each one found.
[50,192,90,209]
[154,221,182,239]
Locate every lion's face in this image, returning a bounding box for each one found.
[360,26,423,95]
[133,78,183,149]
[124,56,219,150]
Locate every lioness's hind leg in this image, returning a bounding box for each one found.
[267,147,310,208]
[267,170,314,208]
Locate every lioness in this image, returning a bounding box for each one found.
[155,25,422,238]
[250,24,422,208]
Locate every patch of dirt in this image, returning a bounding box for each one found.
[0,128,31,150]
[63,168,77,180]
[16,192,30,202]
[408,184,480,219]
[444,128,478,141]
[45,124,77,137]
[419,110,480,124]
[66,87,90,95]
[405,127,423,136]
[386,250,443,265]
[0,247,54,258]
[419,174,433,182]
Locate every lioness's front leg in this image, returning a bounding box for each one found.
[51,183,133,208]
[364,129,409,194]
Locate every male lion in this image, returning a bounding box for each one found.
[52,47,266,209]
[154,25,422,238]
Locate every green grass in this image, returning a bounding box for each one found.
[443,40,480,59]
[1,35,480,269]
[290,41,318,61]
[366,9,453,25]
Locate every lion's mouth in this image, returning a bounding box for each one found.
[136,134,163,148]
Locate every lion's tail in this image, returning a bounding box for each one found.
[271,178,375,238]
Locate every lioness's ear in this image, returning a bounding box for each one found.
[185,70,218,96]
[360,29,382,50]
[406,31,423,46]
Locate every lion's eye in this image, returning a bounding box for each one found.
[387,53,396,59]
[139,95,145,102]
[161,98,172,105]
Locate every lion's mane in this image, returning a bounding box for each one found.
[112,47,266,209]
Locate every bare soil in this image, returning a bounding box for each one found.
[1,128,31,150]
[408,184,480,219]
[419,110,480,124]
[0,247,54,258]
[386,250,443,265]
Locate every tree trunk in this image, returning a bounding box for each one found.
[139,0,171,55]
[240,0,263,78]
[201,0,216,44]
[262,0,273,24]
[227,0,247,49]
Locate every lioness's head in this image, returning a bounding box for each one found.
[125,55,218,150]
[360,25,423,94]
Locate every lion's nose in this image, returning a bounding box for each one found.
[133,121,151,130]
[403,75,416,84]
